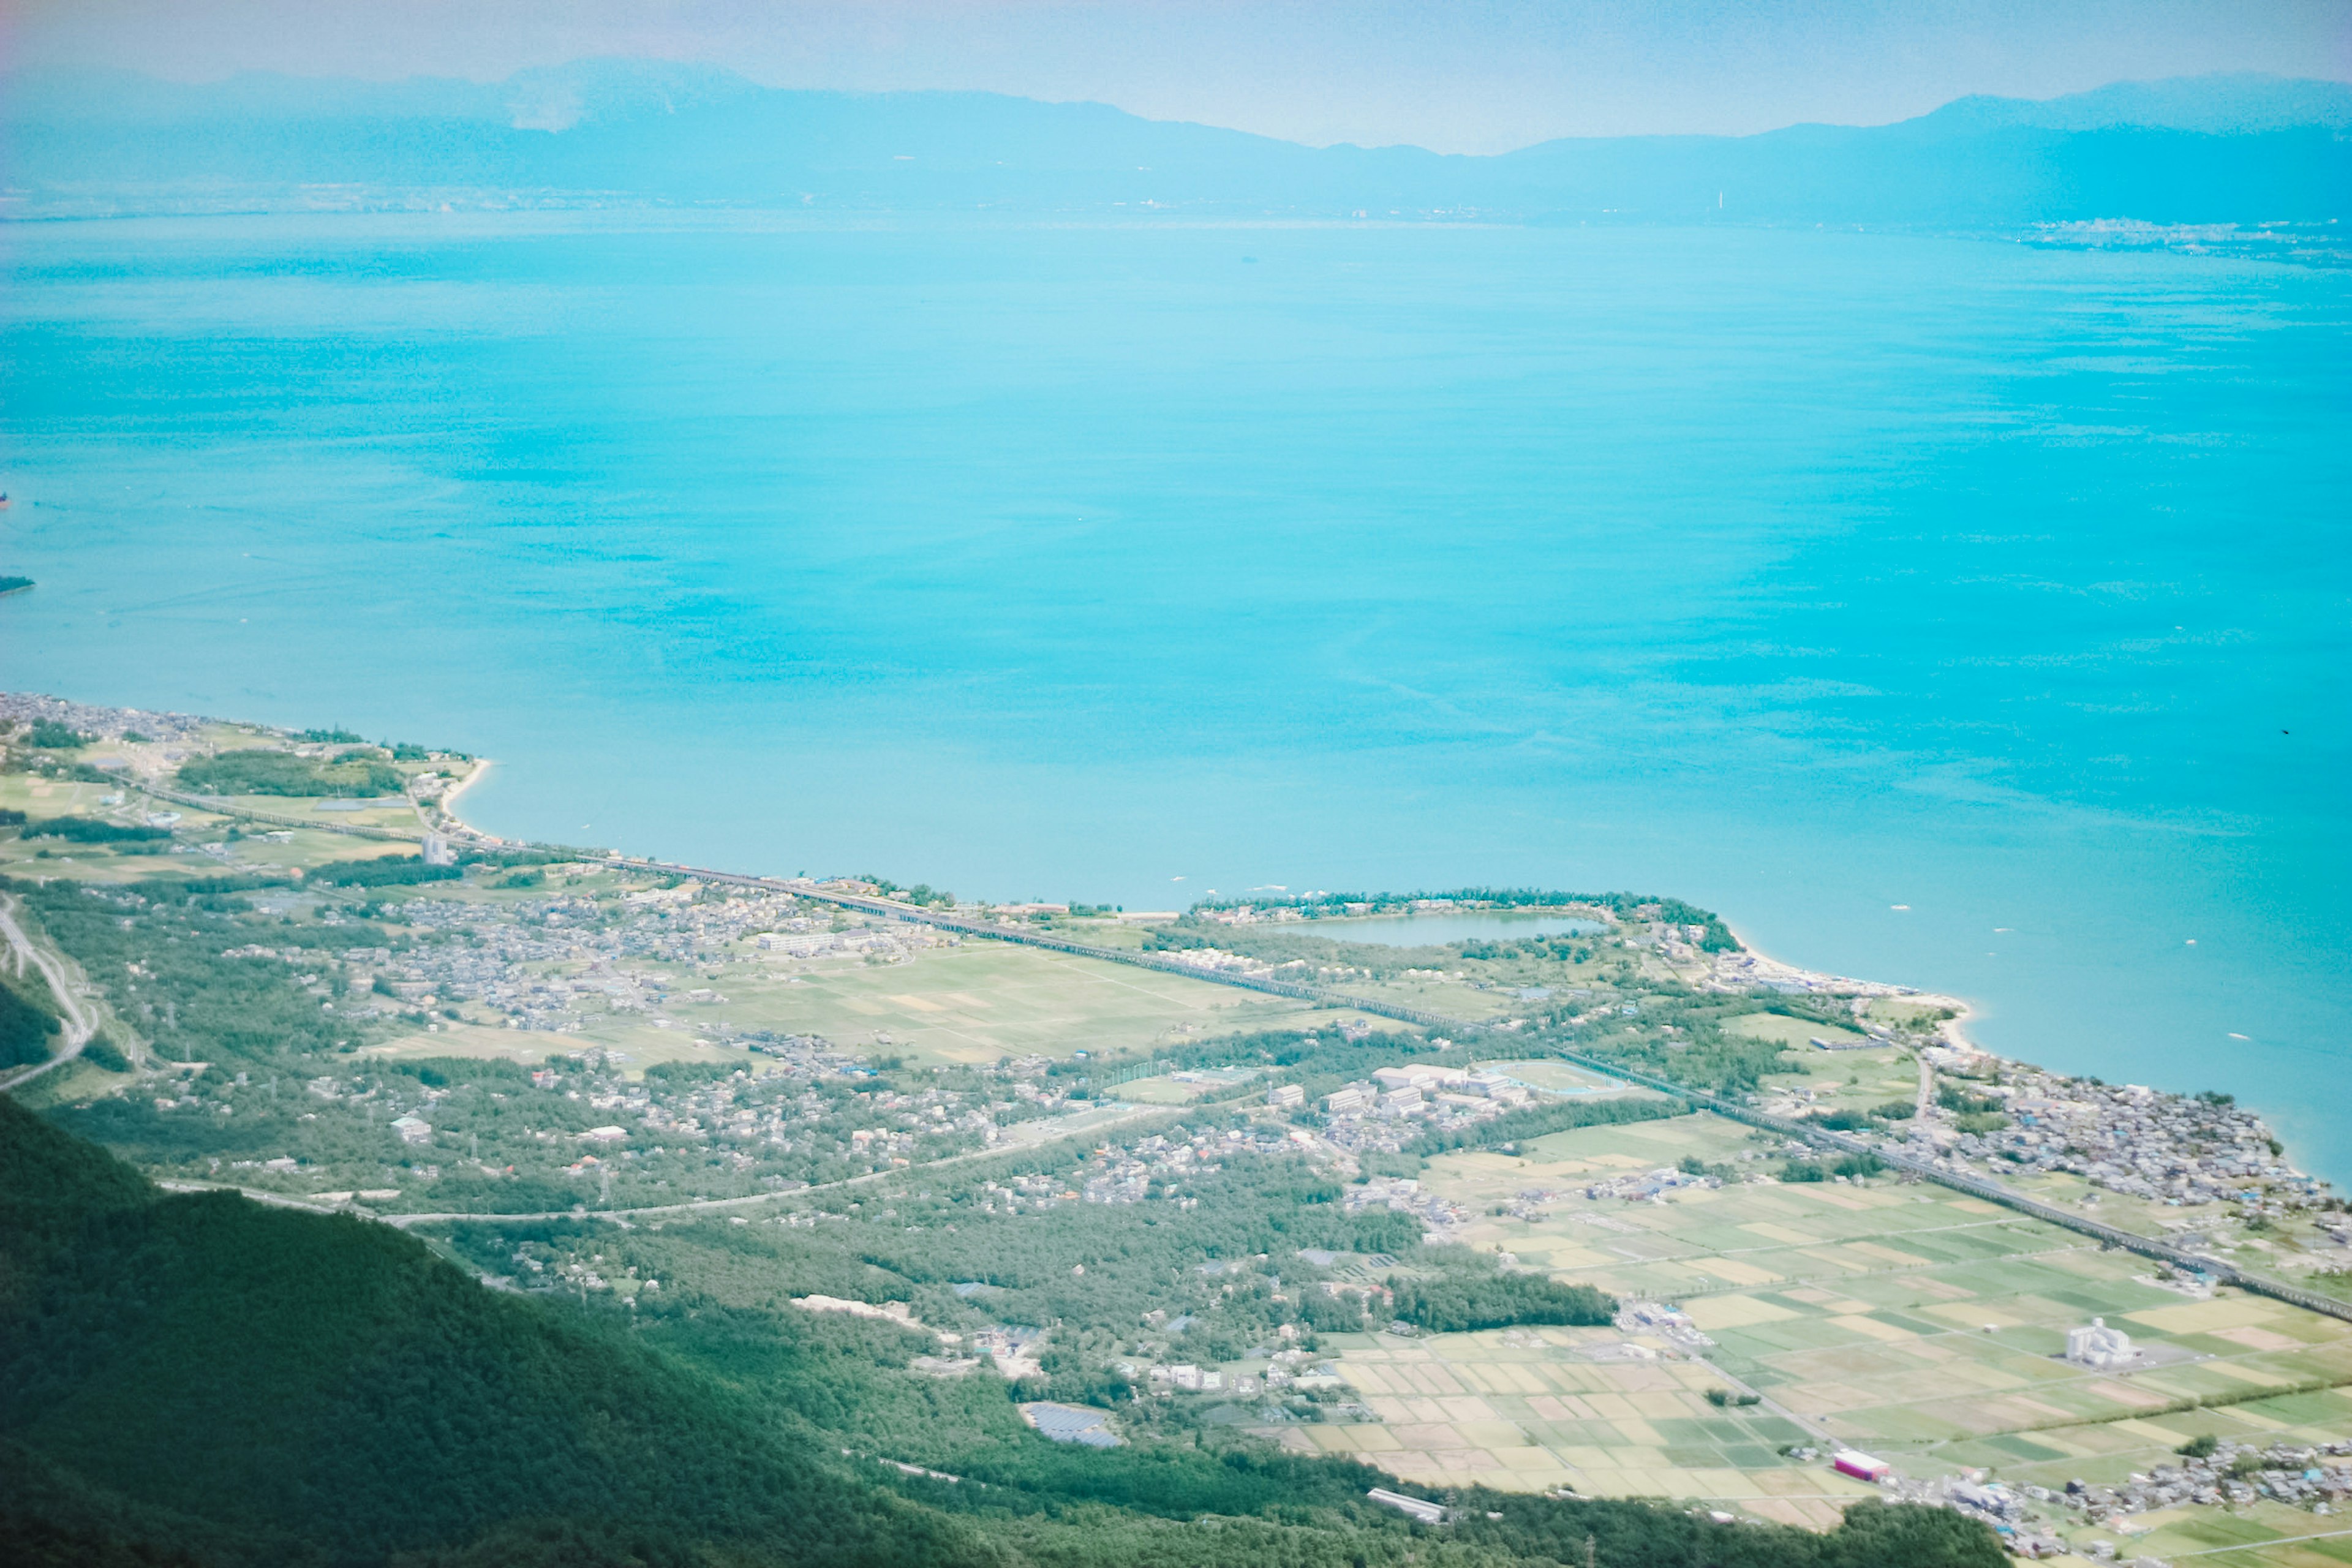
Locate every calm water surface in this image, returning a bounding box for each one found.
[2,213,2345,1176]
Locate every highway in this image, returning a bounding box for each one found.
[0,892,100,1090]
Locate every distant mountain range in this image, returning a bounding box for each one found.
[2,62,2346,225]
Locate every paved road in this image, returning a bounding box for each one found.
[0,894,100,1090]
[156,1179,347,1213]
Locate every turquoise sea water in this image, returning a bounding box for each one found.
[2,213,2346,1177]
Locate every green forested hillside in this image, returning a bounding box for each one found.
[0,1094,990,1568]
[0,1096,2003,1567]
[0,973,61,1070]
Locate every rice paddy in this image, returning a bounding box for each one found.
[1290,1109,2352,1558]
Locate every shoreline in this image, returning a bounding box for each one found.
[435,755,496,827]
[431,771,1983,1064]
[3,684,2325,1196]
[376,769,2350,1200]
[1721,916,1983,1055]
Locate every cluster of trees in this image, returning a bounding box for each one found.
[859,875,956,908]
[80,1035,131,1073]
[1539,998,1878,1098]
[21,719,86,749]
[15,815,171,844]
[308,855,462,889]
[1782,1152,1884,1183]
[1404,1093,1680,1159]
[1391,1265,1615,1332]
[1457,932,1595,963]
[0,976,61,1069]
[175,747,407,797]
[1932,1084,2010,1136]
[1815,1099,1914,1131]
[1085,1025,1469,1112]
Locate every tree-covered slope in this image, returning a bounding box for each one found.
[0,1095,993,1568]
[0,1096,2005,1567]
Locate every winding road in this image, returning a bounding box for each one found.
[0,893,100,1090]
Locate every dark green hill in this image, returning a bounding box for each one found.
[0,1096,2003,1567]
[0,976,62,1072]
[0,1094,994,1568]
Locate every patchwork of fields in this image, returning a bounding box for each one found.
[1303,1112,2352,1561]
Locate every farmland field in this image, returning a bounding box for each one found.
[681,941,1345,1065]
[1300,1109,2352,1558]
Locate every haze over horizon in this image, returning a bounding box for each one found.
[10,0,2350,153]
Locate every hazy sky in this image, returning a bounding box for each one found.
[9,0,2348,152]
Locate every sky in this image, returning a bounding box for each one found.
[7,0,2350,153]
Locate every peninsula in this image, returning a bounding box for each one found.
[4,688,2348,1568]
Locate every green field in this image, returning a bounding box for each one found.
[1724,1012,1870,1048]
[687,941,1348,1065]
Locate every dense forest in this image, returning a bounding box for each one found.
[16,814,172,844]
[0,976,61,1069]
[1391,1264,1616,1333]
[21,718,83,748]
[309,853,464,888]
[0,1095,2007,1567]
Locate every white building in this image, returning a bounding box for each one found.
[390,1115,432,1145]
[1367,1488,1446,1524]
[1266,1084,1305,1110]
[2065,1317,2137,1370]
[756,931,839,957]
[1374,1064,1469,1091]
